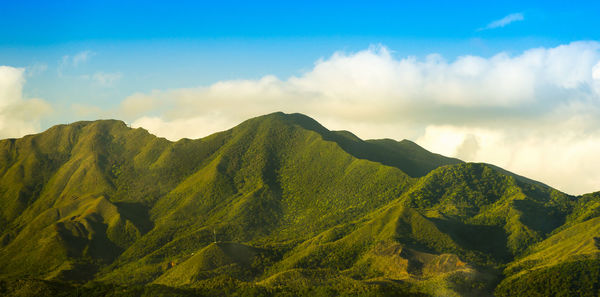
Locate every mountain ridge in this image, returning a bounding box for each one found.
[0,112,598,297]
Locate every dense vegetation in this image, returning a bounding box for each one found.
[0,112,598,296]
[496,259,600,296]
[0,277,427,297]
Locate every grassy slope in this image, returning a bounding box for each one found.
[0,112,597,297]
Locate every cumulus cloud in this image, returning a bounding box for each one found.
[0,66,52,139]
[112,41,600,194]
[480,13,524,30]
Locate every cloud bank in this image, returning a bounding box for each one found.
[114,42,600,194]
[0,66,51,139]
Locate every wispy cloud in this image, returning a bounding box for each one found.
[61,50,95,68]
[72,50,94,66]
[92,71,122,86]
[479,13,524,31]
[26,63,48,77]
[58,50,95,76]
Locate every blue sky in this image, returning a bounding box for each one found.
[2,1,598,43]
[1,0,600,194]
[2,0,599,108]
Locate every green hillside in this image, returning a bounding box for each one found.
[0,112,597,297]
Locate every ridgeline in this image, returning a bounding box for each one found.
[1,112,598,297]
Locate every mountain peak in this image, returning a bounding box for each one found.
[47,119,129,132]
[229,112,461,177]
[236,112,329,134]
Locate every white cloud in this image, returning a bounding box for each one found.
[480,13,524,30]
[593,61,600,81]
[95,41,600,194]
[92,71,122,86]
[117,42,600,128]
[0,66,52,139]
[132,115,237,141]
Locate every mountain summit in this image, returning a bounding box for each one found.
[0,112,598,297]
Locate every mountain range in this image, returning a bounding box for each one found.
[0,112,599,297]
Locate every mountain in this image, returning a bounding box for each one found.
[0,112,598,297]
